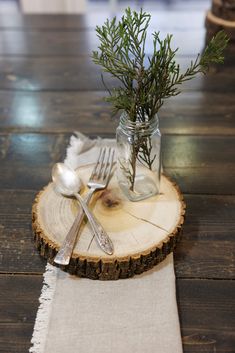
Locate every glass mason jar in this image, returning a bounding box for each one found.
[116,112,161,201]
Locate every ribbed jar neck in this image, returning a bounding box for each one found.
[120,112,159,134]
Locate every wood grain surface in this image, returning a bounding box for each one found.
[0,4,234,352]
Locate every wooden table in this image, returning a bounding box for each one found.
[0,3,235,352]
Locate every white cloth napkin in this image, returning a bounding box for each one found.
[30,132,183,353]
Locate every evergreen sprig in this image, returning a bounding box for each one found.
[92,8,229,122]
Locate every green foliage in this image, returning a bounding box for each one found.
[92,7,229,122]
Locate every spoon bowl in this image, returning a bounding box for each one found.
[52,163,82,197]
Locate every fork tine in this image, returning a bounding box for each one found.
[96,147,106,178]
[89,147,103,180]
[101,147,111,179]
[104,148,115,183]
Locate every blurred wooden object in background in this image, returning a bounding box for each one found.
[206,0,235,41]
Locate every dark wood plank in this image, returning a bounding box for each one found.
[0,275,42,353]
[0,189,46,274]
[1,275,234,353]
[178,279,235,353]
[0,225,46,274]
[0,90,116,134]
[166,167,235,195]
[163,135,235,169]
[0,190,46,274]
[0,56,234,92]
[0,91,234,135]
[160,91,235,135]
[175,194,235,279]
[0,29,205,56]
[0,323,35,353]
[0,275,42,324]
[182,329,235,353]
[0,189,234,278]
[0,133,69,190]
[0,133,235,194]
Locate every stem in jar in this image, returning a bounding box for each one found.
[130,136,156,191]
[120,132,157,193]
[137,136,156,170]
[130,145,137,191]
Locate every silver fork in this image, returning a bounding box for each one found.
[54,147,115,266]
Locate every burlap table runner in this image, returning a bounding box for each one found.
[30,133,183,353]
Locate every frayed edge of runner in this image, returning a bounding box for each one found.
[29,264,58,353]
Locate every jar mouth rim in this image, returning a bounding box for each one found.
[120,112,159,130]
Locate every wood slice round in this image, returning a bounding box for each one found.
[32,165,185,280]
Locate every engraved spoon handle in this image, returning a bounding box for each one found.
[74,193,114,256]
[53,189,95,266]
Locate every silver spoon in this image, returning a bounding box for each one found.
[52,163,114,255]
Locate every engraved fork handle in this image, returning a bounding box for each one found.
[54,188,95,266]
[74,193,114,256]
